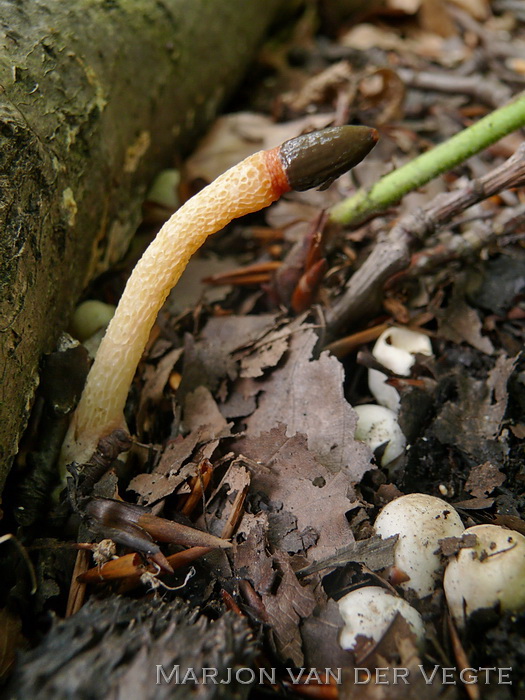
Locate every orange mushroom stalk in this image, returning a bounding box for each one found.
[62,126,378,465]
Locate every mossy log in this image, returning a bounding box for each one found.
[0,0,283,493]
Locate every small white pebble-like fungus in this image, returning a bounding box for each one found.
[368,327,433,412]
[374,493,464,597]
[444,523,525,627]
[146,169,181,210]
[70,300,116,343]
[338,586,425,651]
[354,404,406,466]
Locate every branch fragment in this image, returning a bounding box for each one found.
[326,144,525,335]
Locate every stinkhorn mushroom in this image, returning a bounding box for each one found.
[61,126,378,466]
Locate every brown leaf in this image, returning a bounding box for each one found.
[234,511,275,595]
[136,347,183,433]
[234,516,316,666]
[262,551,316,666]
[199,461,251,539]
[235,426,358,561]
[301,598,351,669]
[465,461,505,498]
[165,254,236,315]
[129,434,200,504]
[280,60,355,114]
[242,328,372,478]
[182,386,232,440]
[239,325,294,379]
[419,0,457,37]
[178,314,280,399]
[220,376,261,420]
[439,297,494,355]
[131,387,233,504]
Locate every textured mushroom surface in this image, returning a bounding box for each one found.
[444,524,525,627]
[374,493,464,597]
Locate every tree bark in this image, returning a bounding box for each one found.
[0,0,283,493]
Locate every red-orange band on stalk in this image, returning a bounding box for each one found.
[263,146,292,197]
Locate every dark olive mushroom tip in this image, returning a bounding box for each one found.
[279,125,379,192]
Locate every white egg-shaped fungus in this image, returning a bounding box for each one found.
[70,300,116,342]
[354,404,406,467]
[368,327,433,412]
[374,493,464,597]
[338,586,425,651]
[444,524,525,627]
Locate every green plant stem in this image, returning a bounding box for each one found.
[330,92,525,227]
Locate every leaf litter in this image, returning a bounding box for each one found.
[6,1,525,697]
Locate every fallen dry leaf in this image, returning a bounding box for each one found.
[234,426,358,560]
[238,315,307,379]
[199,460,251,539]
[165,254,236,315]
[465,461,506,498]
[262,551,317,667]
[241,327,372,478]
[431,354,517,466]
[301,597,351,669]
[130,388,232,504]
[136,347,183,433]
[234,513,317,666]
[178,313,281,400]
[439,289,494,355]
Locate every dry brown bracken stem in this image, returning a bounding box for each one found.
[61,126,377,466]
[326,143,525,337]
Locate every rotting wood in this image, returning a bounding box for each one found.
[6,595,257,699]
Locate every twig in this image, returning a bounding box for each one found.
[220,482,249,541]
[78,546,211,586]
[323,322,389,359]
[396,68,511,109]
[66,549,90,617]
[449,5,525,61]
[400,203,525,280]
[180,459,213,517]
[448,614,481,700]
[326,144,525,335]
[330,92,525,228]
[492,0,525,21]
